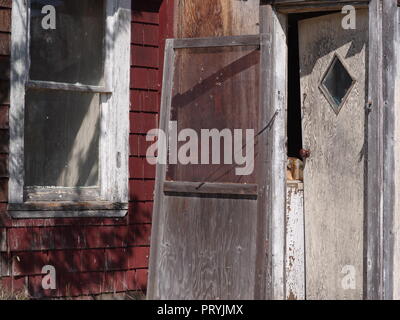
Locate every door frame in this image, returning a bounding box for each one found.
[147,34,272,299]
[261,0,399,300]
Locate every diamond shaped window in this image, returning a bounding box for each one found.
[319,54,355,114]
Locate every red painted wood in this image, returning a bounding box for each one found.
[131,45,159,68]
[130,90,159,112]
[129,180,155,201]
[130,111,158,134]
[127,246,150,269]
[129,202,153,224]
[131,67,159,90]
[128,224,152,246]
[129,134,154,157]
[132,23,159,46]
[0,105,8,129]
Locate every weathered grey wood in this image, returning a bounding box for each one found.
[26,80,111,93]
[173,35,260,49]
[285,182,305,300]
[254,4,274,300]
[392,1,400,301]
[147,39,175,299]
[9,0,28,203]
[8,201,128,211]
[390,0,400,302]
[24,187,100,202]
[176,0,259,38]
[163,181,258,197]
[262,0,368,4]
[365,0,383,300]
[381,0,398,301]
[155,195,258,299]
[262,6,288,300]
[276,2,368,13]
[261,0,369,14]
[299,10,368,299]
[8,210,127,219]
[147,34,268,300]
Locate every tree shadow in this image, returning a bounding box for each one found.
[1,0,154,299]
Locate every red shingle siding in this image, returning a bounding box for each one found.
[0,0,174,299]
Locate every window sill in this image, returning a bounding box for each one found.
[7,202,129,219]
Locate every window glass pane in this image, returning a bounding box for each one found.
[321,56,353,109]
[24,90,100,187]
[29,0,106,85]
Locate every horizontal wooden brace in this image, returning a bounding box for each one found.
[26,80,112,93]
[8,201,129,212]
[173,35,261,49]
[7,210,128,219]
[163,181,258,199]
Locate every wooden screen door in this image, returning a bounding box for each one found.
[147,35,270,299]
[299,10,368,299]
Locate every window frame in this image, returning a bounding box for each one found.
[8,0,131,218]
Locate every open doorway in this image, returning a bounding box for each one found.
[286,12,338,182]
[284,9,368,300]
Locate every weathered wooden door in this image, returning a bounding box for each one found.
[299,10,368,299]
[147,35,270,300]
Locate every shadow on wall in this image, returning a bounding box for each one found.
[1,0,153,299]
[0,196,153,299]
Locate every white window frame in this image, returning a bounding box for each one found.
[8,0,131,218]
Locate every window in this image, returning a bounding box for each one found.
[9,0,131,218]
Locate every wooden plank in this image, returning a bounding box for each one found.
[23,187,100,202]
[365,0,384,300]
[0,8,11,33]
[173,35,260,49]
[154,195,258,299]
[276,2,368,13]
[381,0,398,300]
[147,39,175,299]
[9,0,27,203]
[264,7,287,300]
[285,182,305,300]
[254,5,273,300]
[392,0,400,301]
[131,22,159,46]
[8,202,129,211]
[25,80,112,93]
[131,45,159,68]
[8,210,127,219]
[176,0,259,38]
[163,181,258,197]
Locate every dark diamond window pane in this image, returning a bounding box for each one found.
[321,55,353,110]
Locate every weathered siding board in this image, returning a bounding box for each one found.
[285,182,305,300]
[176,0,259,38]
[0,0,174,299]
